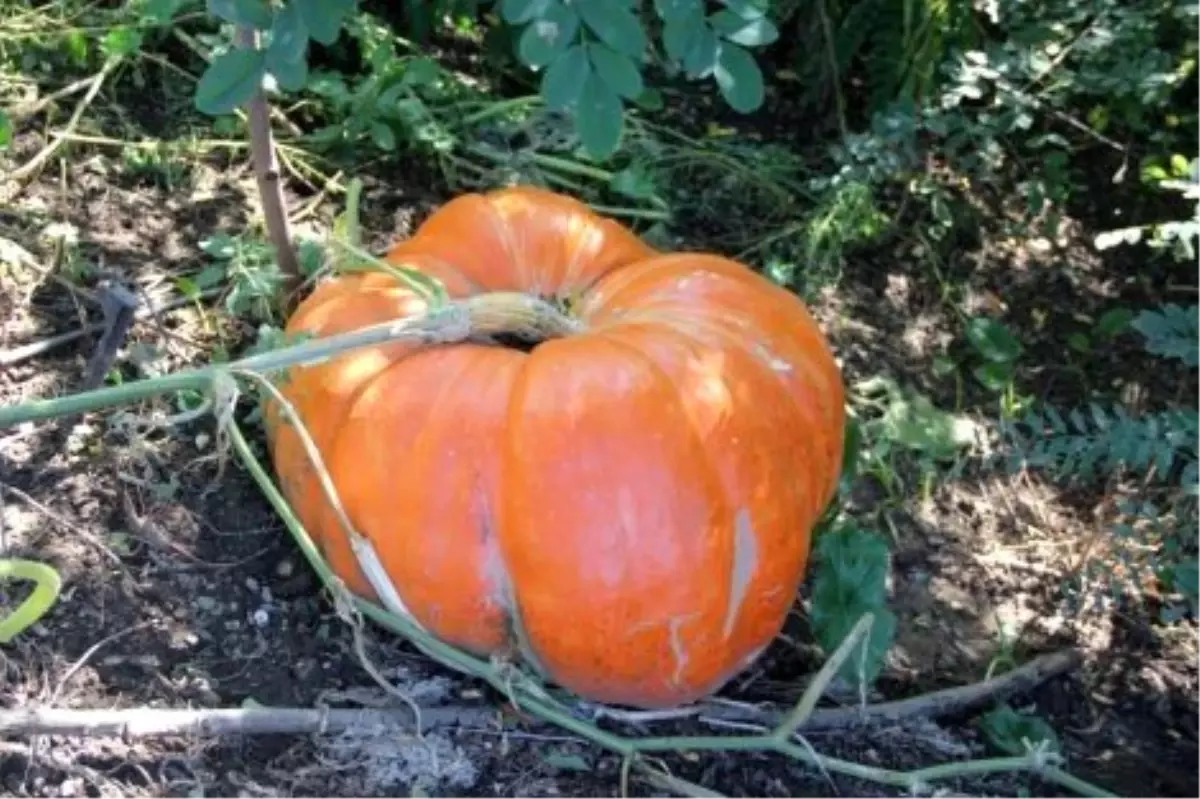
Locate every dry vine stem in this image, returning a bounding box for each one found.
[0,287,1117,799]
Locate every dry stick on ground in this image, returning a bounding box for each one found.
[2,55,122,197]
[0,705,498,739]
[696,648,1082,733]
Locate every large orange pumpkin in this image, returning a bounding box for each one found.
[266,186,845,709]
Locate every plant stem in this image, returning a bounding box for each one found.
[0,293,579,431]
[235,25,301,314]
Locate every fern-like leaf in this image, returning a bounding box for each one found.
[1131,303,1199,367]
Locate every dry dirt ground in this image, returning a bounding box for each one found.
[1,148,1197,798]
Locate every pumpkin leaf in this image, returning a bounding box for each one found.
[808,523,895,686]
[713,42,764,112]
[965,317,1023,363]
[541,44,589,110]
[517,3,578,68]
[0,110,11,150]
[195,48,266,115]
[709,10,778,46]
[587,43,643,100]
[875,387,978,459]
[577,1,646,58]
[979,703,1061,756]
[293,0,355,45]
[574,71,623,159]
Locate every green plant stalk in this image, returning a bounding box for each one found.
[0,292,587,432]
[0,559,63,644]
[458,95,541,128]
[466,144,616,184]
[0,304,1117,797]
[226,413,1116,796]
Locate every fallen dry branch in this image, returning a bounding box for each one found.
[700,648,1082,732]
[0,704,499,740]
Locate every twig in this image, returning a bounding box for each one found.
[0,288,219,368]
[7,73,101,123]
[0,704,497,739]
[1,484,121,566]
[2,56,122,196]
[696,649,1082,733]
[49,622,152,703]
[234,26,301,313]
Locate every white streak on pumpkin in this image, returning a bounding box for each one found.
[723,508,758,639]
[668,615,690,687]
[350,534,426,631]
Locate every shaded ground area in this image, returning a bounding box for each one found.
[2,135,1195,797]
[1,9,1198,787]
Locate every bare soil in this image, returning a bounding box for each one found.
[1,133,1196,798]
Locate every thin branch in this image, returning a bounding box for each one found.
[234,26,301,311]
[698,648,1082,733]
[0,704,497,739]
[2,56,122,196]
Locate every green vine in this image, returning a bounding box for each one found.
[0,298,1117,798]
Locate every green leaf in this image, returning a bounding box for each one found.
[662,14,701,65]
[713,42,763,112]
[501,0,552,24]
[654,0,701,21]
[101,27,144,57]
[682,25,720,78]
[1093,307,1134,338]
[195,48,266,115]
[1167,557,1199,609]
[718,0,769,18]
[540,44,589,110]
[369,122,396,151]
[573,71,623,160]
[972,361,1015,391]
[143,0,188,24]
[587,43,643,100]
[964,317,1023,363]
[206,0,274,29]
[634,86,664,111]
[265,2,309,91]
[609,165,656,200]
[808,524,896,686]
[294,0,355,45]
[0,110,12,151]
[709,10,778,46]
[577,2,646,58]
[979,703,1061,756]
[517,4,579,68]
[873,385,979,458]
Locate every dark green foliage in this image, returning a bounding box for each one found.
[1002,404,1199,490]
[1131,304,1199,368]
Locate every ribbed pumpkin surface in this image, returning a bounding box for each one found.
[267,186,845,708]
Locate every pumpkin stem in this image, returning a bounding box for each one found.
[465,291,583,345]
